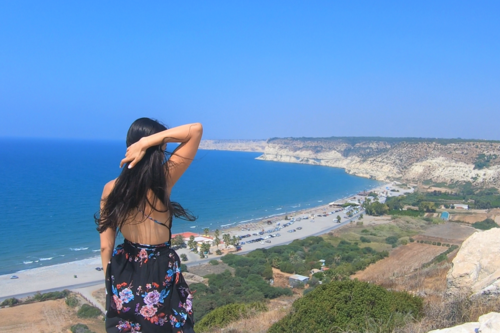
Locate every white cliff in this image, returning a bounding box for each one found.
[256,138,500,188]
[446,228,500,297]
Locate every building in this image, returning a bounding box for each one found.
[454,204,469,210]
[289,274,309,288]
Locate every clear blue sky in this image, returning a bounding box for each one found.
[1,1,499,140]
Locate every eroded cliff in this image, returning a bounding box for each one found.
[257,137,500,188]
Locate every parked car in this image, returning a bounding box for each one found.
[265,240,271,243]
[296,227,302,230]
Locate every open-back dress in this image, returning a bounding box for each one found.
[104,216,195,333]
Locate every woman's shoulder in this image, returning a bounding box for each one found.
[102,179,117,198]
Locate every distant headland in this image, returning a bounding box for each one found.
[200,137,500,188]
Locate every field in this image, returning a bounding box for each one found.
[0,296,105,333]
[352,243,448,286]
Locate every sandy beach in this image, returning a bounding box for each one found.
[0,182,412,301]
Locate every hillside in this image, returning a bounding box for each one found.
[256,137,500,188]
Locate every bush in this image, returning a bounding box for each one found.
[180,253,188,261]
[180,264,188,272]
[77,304,102,318]
[65,295,79,308]
[360,236,371,243]
[409,238,415,242]
[303,287,315,296]
[385,236,399,245]
[70,323,96,333]
[194,302,267,332]
[209,259,219,265]
[1,297,19,307]
[268,280,423,333]
[31,290,70,302]
[401,239,408,245]
[215,249,222,255]
[472,218,499,230]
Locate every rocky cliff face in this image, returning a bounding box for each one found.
[256,138,500,188]
[446,228,500,297]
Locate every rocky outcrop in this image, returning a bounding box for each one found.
[428,312,500,333]
[199,140,267,152]
[256,138,500,188]
[447,228,500,297]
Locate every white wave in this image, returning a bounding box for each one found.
[92,249,100,252]
[190,226,197,228]
[70,247,88,251]
[40,257,53,261]
[23,261,33,264]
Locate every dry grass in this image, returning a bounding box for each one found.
[395,294,500,333]
[352,243,449,290]
[0,295,105,333]
[203,296,299,333]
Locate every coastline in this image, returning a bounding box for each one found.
[0,181,412,301]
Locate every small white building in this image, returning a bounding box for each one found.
[454,204,469,210]
[289,274,309,287]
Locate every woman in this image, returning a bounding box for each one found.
[96,118,203,333]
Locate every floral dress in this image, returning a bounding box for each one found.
[105,239,195,333]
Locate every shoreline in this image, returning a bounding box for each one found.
[0,182,411,301]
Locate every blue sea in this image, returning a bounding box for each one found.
[0,138,380,275]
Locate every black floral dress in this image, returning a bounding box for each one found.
[105,239,195,333]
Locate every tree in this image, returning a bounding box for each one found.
[419,201,436,213]
[213,236,221,248]
[180,253,188,261]
[365,202,389,216]
[336,215,341,223]
[172,234,184,246]
[187,235,196,250]
[231,235,239,246]
[214,229,220,238]
[203,228,210,236]
[223,234,231,248]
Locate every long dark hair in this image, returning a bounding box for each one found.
[95,117,196,233]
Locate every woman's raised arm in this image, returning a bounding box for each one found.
[120,123,203,187]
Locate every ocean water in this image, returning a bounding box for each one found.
[0,138,380,274]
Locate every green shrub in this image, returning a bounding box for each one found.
[400,239,408,245]
[360,236,371,243]
[70,323,96,333]
[28,290,70,303]
[77,304,102,318]
[303,287,315,296]
[180,264,188,272]
[194,302,267,332]
[215,249,222,255]
[385,236,398,245]
[437,242,442,246]
[472,218,499,230]
[409,238,414,242]
[180,253,188,261]
[1,297,19,307]
[432,242,437,245]
[268,280,423,333]
[209,259,219,265]
[65,295,79,308]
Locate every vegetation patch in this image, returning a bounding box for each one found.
[76,304,102,318]
[268,280,423,333]
[472,218,499,230]
[70,323,96,333]
[194,302,267,332]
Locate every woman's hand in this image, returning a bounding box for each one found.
[120,138,148,169]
